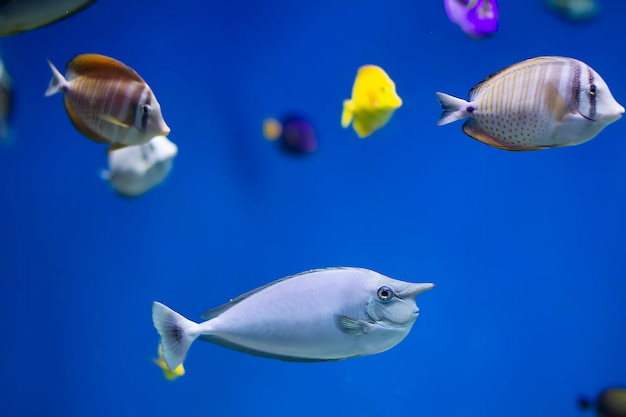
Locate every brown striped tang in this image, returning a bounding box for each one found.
[45,54,170,150]
[435,56,624,151]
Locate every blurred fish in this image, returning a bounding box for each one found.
[101,135,178,197]
[435,56,623,151]
[153,344,185,381]
[0,0,95,37]
[0,57,13,143]
[263,115,317,155]
[45,54,170,149]
[545,0,599,21]
[579,387,626,417]
[152,267,434,369]
[341,65,402,138]
[444,0,499,39]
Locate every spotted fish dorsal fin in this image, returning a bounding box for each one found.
[199,267,359,320]
[64,97,110,144]
[468,56,573,100]
[462,119,547,151]
[65,54,145,83]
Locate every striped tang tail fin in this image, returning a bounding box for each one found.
[435,92,471,126]
[45,60,70,97]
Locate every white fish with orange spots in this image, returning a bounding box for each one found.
[435,56,624,151]
[45,54,170,150]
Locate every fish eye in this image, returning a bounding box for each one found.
[589,84,597,96]
[377,286,394,301]
[380,86,387,93]
[142,105,152,114]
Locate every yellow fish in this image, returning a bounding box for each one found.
[341,65,402,138]
[154,344,185,381]
[45,54,170,150]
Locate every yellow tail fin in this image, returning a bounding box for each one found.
[341,100,354,128]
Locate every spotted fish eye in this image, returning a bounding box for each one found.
[377,286,394,301]
[142,105,152,114]
[589,84,597,96]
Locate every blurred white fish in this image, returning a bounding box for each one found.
[0,0,95,37]
[436,56,623,151]
[0,57,13,144]
[101,136,178,197]
[153,267,435,370]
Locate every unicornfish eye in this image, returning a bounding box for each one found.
[377,286,394,301]
[589,84,596,96]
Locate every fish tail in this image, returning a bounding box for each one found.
[152,301,200,371]
[341,99,354,128]
[44,60,70,97]
[434,92,471,126]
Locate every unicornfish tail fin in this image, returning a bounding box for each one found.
[45,60,70,97]
[152,301,201,371]
[341,99,354,128]
[434,92,472,126]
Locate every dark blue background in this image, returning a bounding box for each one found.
[0,1,624,416]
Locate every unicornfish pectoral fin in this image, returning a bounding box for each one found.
[336,315,373,335]
[341,99,354,128]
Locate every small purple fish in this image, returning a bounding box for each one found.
[263,114,318,155]
[444,0,499,39]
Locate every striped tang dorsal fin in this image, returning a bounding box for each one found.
[65,54,145,83]
[468,56,576,100]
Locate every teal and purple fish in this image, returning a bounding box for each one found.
[444,0,499,39]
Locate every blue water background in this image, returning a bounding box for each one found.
[0,1,625,416]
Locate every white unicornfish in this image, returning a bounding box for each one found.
[153,267,435,369]
[101,135,178,197]
[435,56,624,151]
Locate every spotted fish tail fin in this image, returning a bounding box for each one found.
[435,92,472,126]
[44,60,70,97]
[152,302,201,371]
[341,99,354,128]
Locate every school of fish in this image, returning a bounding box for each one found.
[0,0,621,401]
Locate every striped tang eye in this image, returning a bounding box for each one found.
[377,286,394,301]
[589,84,597,96]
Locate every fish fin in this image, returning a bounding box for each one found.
[468,57,572,99]
[462,119,545,151]
[198,335,347,362]
[341,99,354,128]
[44,60,70,97]
[435,92,471,126]
[100,113,132,128]
[152,302,200,371]
[108,143,128,152]
[336,315,373,335]
[544,82,569,121]
[66,54,145,83]
[63,98,110,144]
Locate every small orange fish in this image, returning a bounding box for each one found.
[45,54,170,150]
